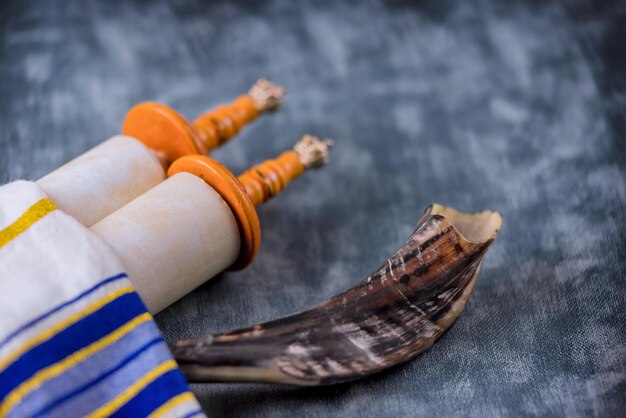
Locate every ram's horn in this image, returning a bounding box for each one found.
[170,204,502,386]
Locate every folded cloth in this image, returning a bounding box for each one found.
[0,181,204,418]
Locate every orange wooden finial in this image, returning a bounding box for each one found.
[238,135,333,206]
[193,80,285,151]
[168,156,261,271]
[167,135,332,270]
[122,80,285,167]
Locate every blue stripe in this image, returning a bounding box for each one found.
[110,369,190,418]
[0,291,146,399]
[26,329,174,418]
[30,337,164,418]
[0,273,128,350]
[9,320,163,418]
[182,409,205,418]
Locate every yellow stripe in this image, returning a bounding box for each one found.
[0,198,57,249]
[148,392,196,418]
[0,313,152,417]
[85,360,179,418]
[0,286,135,374]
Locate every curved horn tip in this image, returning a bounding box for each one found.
[427,204,502,243]
[169,203,502,387]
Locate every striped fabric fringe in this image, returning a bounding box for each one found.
[0,181,204,418]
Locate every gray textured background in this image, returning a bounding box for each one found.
[1,0,625,416]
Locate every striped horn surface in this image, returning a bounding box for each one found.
[169,204,502,386]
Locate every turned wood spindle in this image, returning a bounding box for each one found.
[193,79,286,151]
[122,79,286,166]
[238,135,334,206]
[166,135,333,272]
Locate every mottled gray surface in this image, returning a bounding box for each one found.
[1,0,625,416]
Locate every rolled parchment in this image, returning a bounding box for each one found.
[37,80,285,227]
[37,135,165,227]
[91,172,240,311]
[90,136,332,313]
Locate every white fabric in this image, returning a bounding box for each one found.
[0,181,127,342]
[0,180,204,418]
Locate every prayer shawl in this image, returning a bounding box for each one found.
[0,181,204,418]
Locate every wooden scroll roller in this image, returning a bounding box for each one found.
[36,80,285,227]
[122,79,286,166]
[90,135,332,313]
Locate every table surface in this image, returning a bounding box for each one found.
[1,0,625,416]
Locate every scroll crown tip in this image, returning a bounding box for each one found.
[294,135,334,169]
[249,79,286,112]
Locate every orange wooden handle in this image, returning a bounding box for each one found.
[238,151,305,207]
[167,155,261,271]
[192,95,260,152]
[122,80,284,166]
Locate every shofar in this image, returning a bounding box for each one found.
[90,135,332,314]
[170,205,502,386]
[37,80,285,227]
